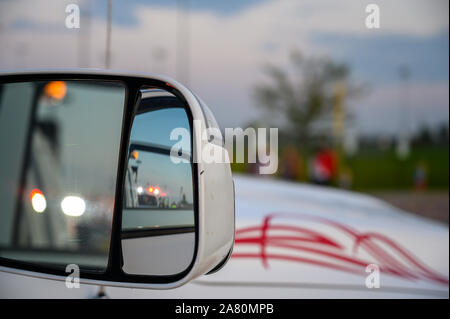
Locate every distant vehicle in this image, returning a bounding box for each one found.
[137,194,158,207]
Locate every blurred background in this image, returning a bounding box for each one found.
[0,0,448,223]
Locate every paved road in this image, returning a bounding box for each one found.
[372,191,449,224]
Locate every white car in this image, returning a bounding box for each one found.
[1,174,448,298]
[0,71,447,299]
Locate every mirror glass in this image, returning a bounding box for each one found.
[121,87,195,276]
[0,80,126,270]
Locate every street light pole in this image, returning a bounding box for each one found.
[396,64,411,159]
[176,0,190,85]
[105,0,112,69]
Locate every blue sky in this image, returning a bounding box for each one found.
[89,0,267,26]
[312,31,449,85]
[0,0,448,136]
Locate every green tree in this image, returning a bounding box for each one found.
[254,51,359,149]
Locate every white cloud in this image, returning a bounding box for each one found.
[0,0,448,132]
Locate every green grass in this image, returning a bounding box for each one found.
[342,146,449,190]
[231,145,449,191]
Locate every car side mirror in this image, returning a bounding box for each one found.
[0,70,235,288]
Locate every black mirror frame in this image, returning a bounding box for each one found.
[0,72,199,285]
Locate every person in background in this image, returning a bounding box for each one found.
[311,147,337,186]
[280,146,303,181]
[414,161,428,191]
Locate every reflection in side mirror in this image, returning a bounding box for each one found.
[121,88,196,276]
[0,79,126,270]
[0,71,234,289]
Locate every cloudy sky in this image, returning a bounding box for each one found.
[0,0,448,136]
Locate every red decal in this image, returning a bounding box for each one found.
[232,213,448,286]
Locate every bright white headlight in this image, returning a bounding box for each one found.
[61,195,86,217]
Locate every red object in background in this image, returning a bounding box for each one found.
[312,149,337,184]
[29,188,43,202]
[318,149,337,179]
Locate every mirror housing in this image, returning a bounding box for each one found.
[0,69,235,289]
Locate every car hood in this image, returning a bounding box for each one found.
[105,174,449,298]
[191,175,449,298]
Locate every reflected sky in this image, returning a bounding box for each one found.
[128,106,192,206]
[131,107,191,153]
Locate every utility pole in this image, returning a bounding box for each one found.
[105,0,112,69]
[78,0,91,68]
[332,80,346,148]
[176,0,190,85]
[396,65,411,159]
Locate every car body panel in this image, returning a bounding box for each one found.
[0,174,448,298]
